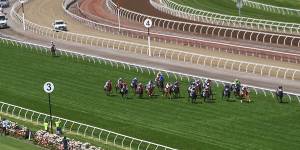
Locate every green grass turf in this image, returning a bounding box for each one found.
[0,136,42,150]
[172,0,300,23]
[0,41,300,150]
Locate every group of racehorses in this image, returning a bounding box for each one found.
[103,73,285,103]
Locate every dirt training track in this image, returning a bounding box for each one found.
[78,0,300,64]
[2,0,300,93]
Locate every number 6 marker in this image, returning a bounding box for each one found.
[43,82,55,93]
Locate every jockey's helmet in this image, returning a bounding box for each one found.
[279,85,282,89]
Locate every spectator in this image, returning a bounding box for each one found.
[63,136,69,150]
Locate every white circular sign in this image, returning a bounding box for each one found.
[43,82,55,93]
[144,19,152,28]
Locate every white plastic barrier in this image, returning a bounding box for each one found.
[1,36,300,102]
[105,0,300,47]
[232,0,300,16]
[158,0,300,35]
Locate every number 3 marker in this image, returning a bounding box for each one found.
[43,82,55,93]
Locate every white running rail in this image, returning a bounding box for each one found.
[105,0,300,47]
[9,0,300,80]
[0,36,300,102]
[158,0,300,35]
[0,101,176,150]
[232,0,300,16]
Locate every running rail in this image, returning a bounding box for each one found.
[106,0,300,47]
[9,0,300,80]
[0,36,300,102]
[0,101,177,150]
[232,0,300,16]
[54,0,300,64]
[157,0,300,35]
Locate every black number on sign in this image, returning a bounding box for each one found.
[146,21,150,26]
[47,83,52,91]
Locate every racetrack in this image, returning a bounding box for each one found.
[78,0,300,63]
[2,0,300,92]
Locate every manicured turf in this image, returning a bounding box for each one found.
[0,136,42,150]
[172,0,300,23]
[0,42,300,150]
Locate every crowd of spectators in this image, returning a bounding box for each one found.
[0,116,102,150]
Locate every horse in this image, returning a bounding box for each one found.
[202,87,213,102]
[164,84,173,99]
[135,84,144,98]
[104,81,112,96]
[130,82,138,94]
[240,87,251,103]
[120,83,128,99]
[50,44,56,57]
[172,84,180,98]
[155,76,164,92]
[189,89,197,103]
[194,82,202,96]
[231,84,241,98]
[222,85,231,101]
[115,82,123,93]
[276,89,284,103]
[146,84,155,97]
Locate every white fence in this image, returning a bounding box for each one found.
[8,0,300,80]
[232,0,300,16]
[158,0,300,35]
[22,0,300,64]
[0,102,176,150]
[105,0,300,48]
[0,35,300,101]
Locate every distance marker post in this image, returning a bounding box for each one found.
[43,82,55,133]
[144,19,153,57]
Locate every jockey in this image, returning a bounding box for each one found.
[277,85,283,92]
[234,79,241,87]
[147,80,153,88]
[131,77,138,85]
[159,74,164,82]
[224,84,230,90]
[104,80,111,88]
[204,79,211,87]
[165,83,171,89]
[117,78,123,85]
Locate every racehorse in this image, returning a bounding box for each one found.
[155,76,164,92]
[231,84,241,98]
[164,83,173,99]
[194,80,202,96]
[130,81,138,95]
[240,87,251,103]
[146,83,155,97]
[276,88,284,103]
[115,82,123,93]
[135,83,144,98]
[172,84,180,98]
[104,81,112,96]
[202,87,213,102]
[222,85,231,101]
[120,83,128,99]
[189,88,197,103]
